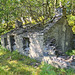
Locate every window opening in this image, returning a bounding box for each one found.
[23,37,30,50]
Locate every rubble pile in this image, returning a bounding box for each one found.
[51,55,75,69]
[43,39,75,69]
[42,53,75,69]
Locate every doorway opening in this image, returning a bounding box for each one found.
[10,35,16,51]
[4,38,8,47]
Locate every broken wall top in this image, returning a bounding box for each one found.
[1,16,67,37]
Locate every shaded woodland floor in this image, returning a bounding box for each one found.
[0,45,75,75]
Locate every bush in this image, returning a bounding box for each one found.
[66,50,75,56]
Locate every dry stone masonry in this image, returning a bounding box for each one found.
[1,12,75,69]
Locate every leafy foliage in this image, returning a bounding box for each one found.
[66,49,75,56]
[67,14,75,34]
[0,0,75,32]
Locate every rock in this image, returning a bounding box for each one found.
[30,62,35,65]
[70,62,75,66]
[65,55,74,62]
[42,55,75,69]
[15,20,23,28]
[19,58,24,61]
[29,62,40,67]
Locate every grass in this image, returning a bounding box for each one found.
[0,45,40,75]
[40,62,75,75]
[0,45,75,75]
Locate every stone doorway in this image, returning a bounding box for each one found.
[10,35,16,51]
[4,38,8,48]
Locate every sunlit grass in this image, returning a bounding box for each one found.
[8,60,18,64]
[0,46,39,75]
[0,52,4,55]
[0,45,75,75]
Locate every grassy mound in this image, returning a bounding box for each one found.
[0,46,39,75]
[0,46,75,75]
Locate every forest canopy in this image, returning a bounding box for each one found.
[0,0,75,34]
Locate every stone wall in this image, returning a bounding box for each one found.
[29,33,44,59]
[1,34,18,51]
[15,32,44,59]
[1,34,7,48]
[43,17,73,53]
[1,32,44,59]
[1,17,73,58]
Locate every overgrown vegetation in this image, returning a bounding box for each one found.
[0,0,75,75]
[0,45,39,75]
[0,0,75,35]
[66,49,75,56]
[0,45,75,75]
[67,14,75,34]
[40,63,75,75]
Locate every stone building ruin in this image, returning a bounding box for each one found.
[1,16,73,56]
[1,9,75,69]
